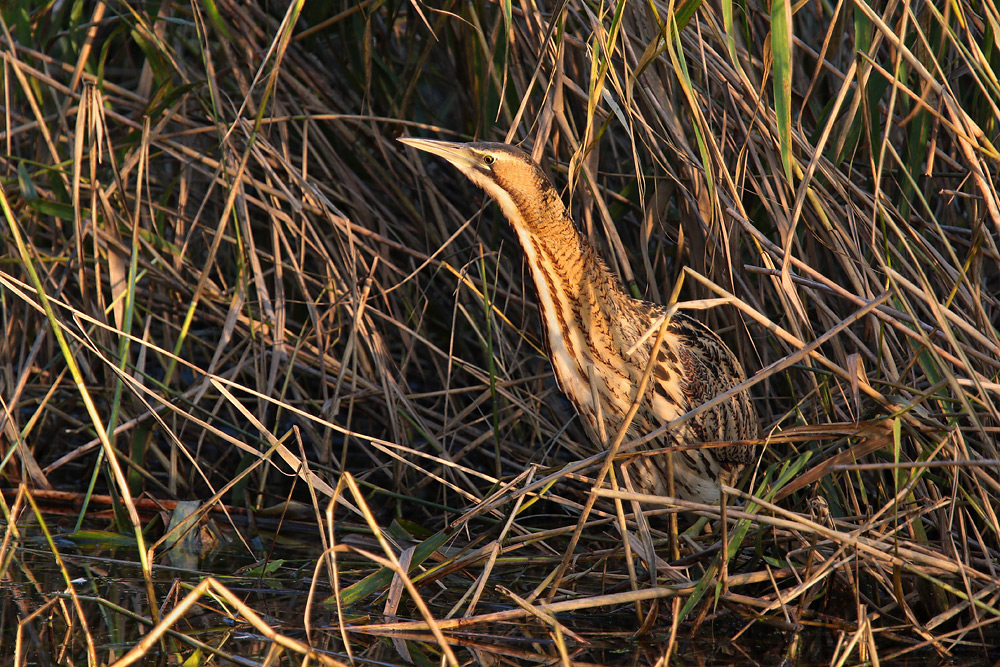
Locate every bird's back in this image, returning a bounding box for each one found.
[556,285,758,502]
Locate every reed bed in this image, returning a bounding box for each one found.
[1,0,998,665]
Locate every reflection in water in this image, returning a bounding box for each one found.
[3,530,997,667]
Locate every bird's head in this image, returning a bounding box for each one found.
[398,137,563,235]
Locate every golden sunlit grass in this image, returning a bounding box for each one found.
[1,0,998,665]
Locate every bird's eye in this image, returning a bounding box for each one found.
[483,155,496,165]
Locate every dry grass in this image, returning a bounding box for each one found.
[1,0,998,664]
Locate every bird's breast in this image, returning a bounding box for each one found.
[511,223,693,447]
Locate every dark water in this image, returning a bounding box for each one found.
[3,529,996,667]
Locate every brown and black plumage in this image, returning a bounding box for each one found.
[399,137,759,504]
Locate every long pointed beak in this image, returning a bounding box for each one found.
[397,136,478,171]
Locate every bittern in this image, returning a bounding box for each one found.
[399,137,759,504]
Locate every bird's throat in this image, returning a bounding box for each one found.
[506,200,635,434]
